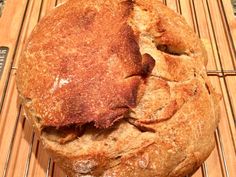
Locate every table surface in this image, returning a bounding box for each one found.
[0,0,235,177]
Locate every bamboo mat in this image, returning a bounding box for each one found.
[0,0,235,177]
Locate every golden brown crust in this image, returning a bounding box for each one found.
[17,0,220,177]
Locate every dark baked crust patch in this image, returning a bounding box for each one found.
[16,0,151,128]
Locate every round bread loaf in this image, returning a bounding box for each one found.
[16,0,221,176]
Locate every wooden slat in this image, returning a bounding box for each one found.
[57,0,68,5]
[179,0,195,30]
[220,0,236,59]
[0,0,235,177]
[29,142,51,177]
[0,0,29,111]
[166,0,178,11]
[39,0,57,20]
[0,70,22,177]
[205,147,224,177]
[52,164,66,177]
[5,118,34,177]
[0,2,37,177]
[13,0,44,68]
[27,136,41,177]
[191,0,217,70]
[206,0,235,70]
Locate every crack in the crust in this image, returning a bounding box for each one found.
[126,117,156,132]
[114,155,122,160]
[156,44,189,57]
[124,72,152,86]
[150,69,198,83]
[150,74,179,82]
[205,83,211,94]
[124,73,142,79]
[150,74,192,83]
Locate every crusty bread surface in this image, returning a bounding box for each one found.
[16,0,220,176]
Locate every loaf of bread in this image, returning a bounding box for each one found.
[16,0,221,176]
